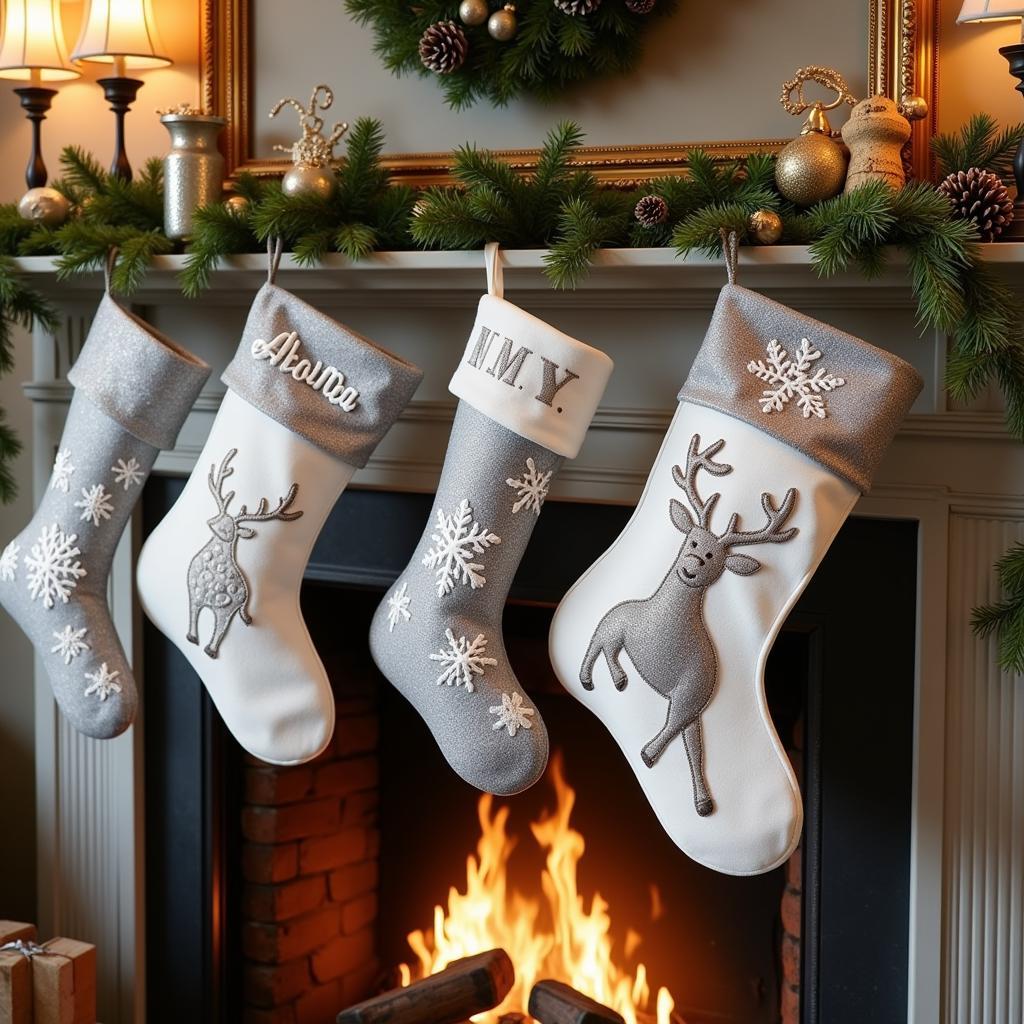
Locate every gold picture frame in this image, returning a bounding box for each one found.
[200,0,938,187]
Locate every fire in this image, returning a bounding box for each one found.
[401,754,677,1024]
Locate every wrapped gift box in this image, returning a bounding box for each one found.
[0,924,38,1024]
[31,940,95,1024]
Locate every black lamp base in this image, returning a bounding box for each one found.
[13,86,56,190]
[97,76,144,182]
[999,43,1024,239]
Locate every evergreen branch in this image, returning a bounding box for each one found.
[972,542,1024,672]
[932,113,1024,179]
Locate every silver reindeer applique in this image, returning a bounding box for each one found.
[580,434,798,817]
[186,449,303,658]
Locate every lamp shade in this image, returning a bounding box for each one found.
[71,0,171,70]
[958,1,1024,22]
[0,0,80,81]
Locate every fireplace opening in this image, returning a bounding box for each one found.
[141,482,917,1024]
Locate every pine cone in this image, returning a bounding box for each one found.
[634,194,668,227]
[938,166,1014,242]
[554,0,602,15]
[625,0,656,12]
[419,21,469,75]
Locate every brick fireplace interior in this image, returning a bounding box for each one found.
[141,484,917,1024]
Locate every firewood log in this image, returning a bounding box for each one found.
[527,980,626,1024]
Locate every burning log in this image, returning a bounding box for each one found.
[528,980,626,1024]
[337,949,514,1024]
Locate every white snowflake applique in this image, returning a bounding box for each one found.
[746,338,847,419]
[0,541,18,582]
[506,458,552,516]
[51,624,90,665]
[429,629,497,693]
[74,484,115,527]
[50,448,75,493]
[25,523,86,608]
[83,662,121,701]
[386,581,411,632]
[422,498,501,597]
[489,691,535,737]
[111,457,144,491]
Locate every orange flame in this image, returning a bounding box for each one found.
[402,754,677,1024]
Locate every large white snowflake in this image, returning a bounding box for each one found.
[506,457,552,516]
[51,624,90,665]
[83,662,121,701]
[111,457,144,491]
[0,541,18,582]
[422,498,501,597]
[386,581,411,632]
[50,448,75,493]
[489,690,535,737]
[25,523,86,608]
[74,483,115,527]
[746,338,847,419]
[429,629,497,693]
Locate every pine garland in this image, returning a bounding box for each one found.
[344,0,678,110]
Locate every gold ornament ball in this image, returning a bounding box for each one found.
[18,186,70,227]
[459,0,489,26]
[282,163,335,199]
[748,209,783,245]
[487,5,517,40]
[223,194,250,216]
[774,132,848,207]
[900,94,929,122]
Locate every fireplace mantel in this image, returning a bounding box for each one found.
[16,247,1024,1023]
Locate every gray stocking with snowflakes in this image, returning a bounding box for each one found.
[368,277,613,795]
[0,293,209,739]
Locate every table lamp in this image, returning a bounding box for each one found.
[71,0,172,181]
[958,1,1024,237]
[0,0,80,190]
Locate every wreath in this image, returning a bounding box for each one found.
[344,0,678,109]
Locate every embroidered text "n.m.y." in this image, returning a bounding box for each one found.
[251,331,360,412]
[466,326,579,409]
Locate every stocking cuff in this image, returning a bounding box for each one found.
[448,295,613,459]
[678,285,922,493]
[222,283,424,468]
[67,294,211,450]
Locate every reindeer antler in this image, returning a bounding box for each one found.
[671,434,732,529]
[208,449,237,513]
[236,484,303,525]
[720,489,798,548]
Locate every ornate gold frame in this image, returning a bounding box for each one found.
[200,0,938,187]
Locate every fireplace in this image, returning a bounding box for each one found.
[140,479,917,1024]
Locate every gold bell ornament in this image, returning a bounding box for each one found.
[270,84,348,200]
[775,66,855,207]
[841,96,912,193]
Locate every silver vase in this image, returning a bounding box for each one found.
[161,113,226,240]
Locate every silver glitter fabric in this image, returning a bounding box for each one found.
[369,402,561,796]
[221,283,424,468]
[678,284,923,493]
[1,300,210,740]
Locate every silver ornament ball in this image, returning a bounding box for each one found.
[18,186,70,227]
[281,163,336,199]
[487,4,518,40]
[459,0,489,26]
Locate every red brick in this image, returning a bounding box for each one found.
[310,927,375,984]
[244,843,299,884]
[244,1007,297,1024]
[328,861,378,904]
[245,958,313,1008]
[299,828,366,875]
[781,983,800,1024]
[243,799,342,844]
[366,829,380,858]
[341,893,377,935]
[314,757,378,798]
[781,886,801,939]
[340,959,382,1007]
[786,846,802,890]
[243,906,342,964]
[342,790,379,827]
[781,933,800,987]
[295,979,344,1024]
[247,767,315,806]
[245,876,328,923]
[334,716,379,758]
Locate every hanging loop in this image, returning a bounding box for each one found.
[267,237,284,284]
[719,228,739,285]
[103,247,118,295]
[484,241,504,298]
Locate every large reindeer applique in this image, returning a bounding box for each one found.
[186,449,303,658]
[580,434,798,817]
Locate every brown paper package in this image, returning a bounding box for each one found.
[31,940,95,1024]
[0,927,37,1024]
